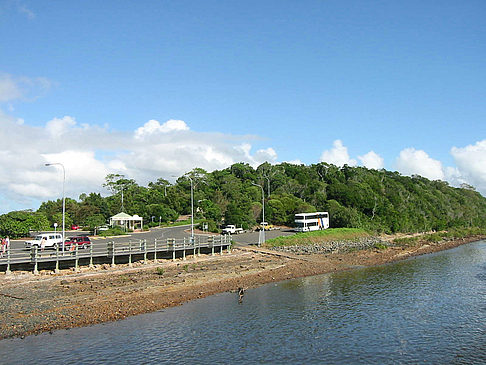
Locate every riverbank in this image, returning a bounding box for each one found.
[1,233,484,340]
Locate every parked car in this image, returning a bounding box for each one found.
[64,236,91,250]
[71,224,80,230]
[25,233,63,249]
[97,225,109,231]
[221,225,243,235]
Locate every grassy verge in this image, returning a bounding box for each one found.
[158,219,204,228]
[97,227,128,237]
[392,227,486,247]
[264,228,370,248]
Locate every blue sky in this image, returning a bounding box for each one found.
[1,0,486,213]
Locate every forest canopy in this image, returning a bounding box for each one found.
[2,162,486,238]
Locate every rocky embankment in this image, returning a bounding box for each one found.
[272,237,388,255]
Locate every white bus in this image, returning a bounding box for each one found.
[294,212,329,232]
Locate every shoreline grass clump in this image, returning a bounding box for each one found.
[265,228,370,248]
[392,227,486,247]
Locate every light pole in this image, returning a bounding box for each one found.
[45,162,66,253]
[252,182,265,246]
[172,175,194,244]
[189,176,194,244]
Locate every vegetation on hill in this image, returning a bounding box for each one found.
[2,162,486,238]
[265,228,370,248]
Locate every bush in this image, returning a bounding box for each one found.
[373,242,388,250]
[98,226,126,236]
[199,220,220,233]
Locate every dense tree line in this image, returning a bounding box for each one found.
[2,162,486,238]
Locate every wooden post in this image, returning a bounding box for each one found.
[193,236,196,258]
[89,242,94,268]
[154,238,158,263]
[108,241,115,267]
[183,238,186,261]
[55,244,60,273]
[209,236,214,256]
[75,244,79,272]
[6,245,11,275]
[128,241,132,267]
[143,239,147,264]
[32,246,39,275]
[169,238,176,261]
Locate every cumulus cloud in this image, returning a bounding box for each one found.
[395,148,444,181]
[0,114,279,212]
[320,140,357,167]
[358,151,384,170]
[450,140,486,194]
[134,119,189,139]
[45,116,77,138]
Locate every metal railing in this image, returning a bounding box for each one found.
[0,235,232,274]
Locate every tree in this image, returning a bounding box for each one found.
[84,214,107,233]
[0,211,49,238]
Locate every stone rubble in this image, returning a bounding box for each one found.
[272,237,389,255]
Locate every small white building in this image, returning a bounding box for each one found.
[109,212,144,231]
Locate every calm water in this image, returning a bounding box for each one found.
[1,240,486,364]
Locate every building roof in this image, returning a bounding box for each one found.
[110,212,135,220]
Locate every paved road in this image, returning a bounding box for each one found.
[230,228,296,246]
[8,225,295,260]
[10,225,194,251]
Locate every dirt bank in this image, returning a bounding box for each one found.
[0,234,484,340]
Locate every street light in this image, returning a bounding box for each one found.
[45,162,66,254]
[172,175,194,244]
[252,182,265,246]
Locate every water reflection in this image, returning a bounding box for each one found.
[1,241,485,364]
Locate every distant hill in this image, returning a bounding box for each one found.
[20,162,486,236]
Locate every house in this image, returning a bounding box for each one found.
[109,212,144,231]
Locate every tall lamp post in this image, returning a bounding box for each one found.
[188,176,194,244]
[172,175,194,244]
[45,162,66,253]
[252,182,265,246]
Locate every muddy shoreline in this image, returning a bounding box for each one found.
[1,235,484,340]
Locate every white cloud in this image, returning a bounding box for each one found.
[45,116,77,138]
[134,119,189,139]
[320,140,357,167]
[0,73,52,103]
[358,150,384,170]
[395,148,444,181]
[0,74,22,102]
[450,140,486,194]
[0,114,280,212]
[284,159,303,165]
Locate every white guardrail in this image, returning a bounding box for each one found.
[0,235,232,274]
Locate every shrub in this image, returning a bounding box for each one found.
[373,242,388,250]
[98,226,126,237]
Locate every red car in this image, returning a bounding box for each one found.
[64,236,91,250]
[71,224,80,230]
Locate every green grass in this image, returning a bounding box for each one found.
[264,228,370,248]
[159,219,204,228]
[392,227,486,246]
[98,227,127,237]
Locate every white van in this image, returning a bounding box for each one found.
[25,233,63,249]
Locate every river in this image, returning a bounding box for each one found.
[1,240,485,364]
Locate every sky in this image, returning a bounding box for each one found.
[1,0,486,213]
